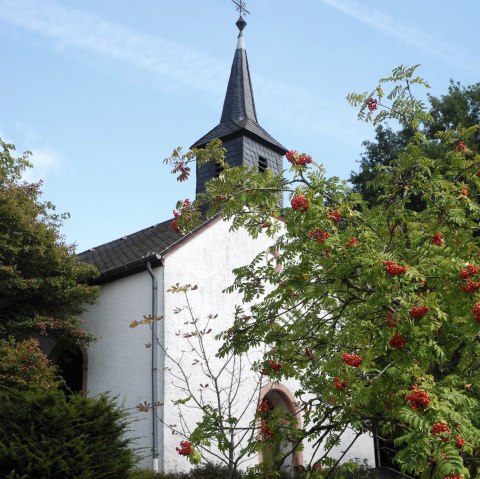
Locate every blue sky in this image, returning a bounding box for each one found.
[1,0,479,252]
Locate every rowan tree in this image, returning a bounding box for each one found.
[351,80,480,205]
[165,66,480,479]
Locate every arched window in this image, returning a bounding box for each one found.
[49,346,87,394]
[258,383,303,470]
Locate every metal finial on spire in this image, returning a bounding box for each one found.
[231,0,250,17]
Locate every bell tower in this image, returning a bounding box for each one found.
[191,13,287,205]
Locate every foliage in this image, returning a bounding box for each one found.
[131,285,262,478]
[165,66,480,478]
[0,137,98,346]
[129,463,244,479]
[0,386,136,478]
[350,79,480,205]
[0,337,59,390]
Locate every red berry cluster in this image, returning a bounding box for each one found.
[410,305,430,319]
[260,420,273,437]
[459,263,480,279]
[171,199,193,235]
[460,278,480,293]
[431,422,451,441]
[382,260,408,276]
[385,311,397,327]
[310,229,330,243]
[258,398,272,414]
[455,435,465,448]
[171,220,181,234]
[461,186,469,197]
[176,440,193,456]
[367,98,378,111]
[327,209,342,223]
[346,237,360,248]
[431,233,444,246]
[472,303,480,322]
[291,194,309,212]
[388,333,406,349]
[455,141,467,152]
[286,150,313,166]
[268,360,282,371]
[444,474,463,479]
[405,385,430,410]
[334,376,349,391]
[341,353,362,368]
[305,348,315,360]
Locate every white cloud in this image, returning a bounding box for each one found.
[22,148,62,183]
[318,0,479,74]
[0,0,348,141]
[0,0,227,95]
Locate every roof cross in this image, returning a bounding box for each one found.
[231,0,250,17]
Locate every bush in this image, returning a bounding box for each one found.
[0,387,136,478]
[128,463,244,479]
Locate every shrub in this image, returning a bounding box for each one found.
[0,387,136,478]
[128,463,244,479]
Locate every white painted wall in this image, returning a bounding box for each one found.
[82,267,165,469]
[83,218,375,472]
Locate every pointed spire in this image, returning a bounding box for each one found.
[236,15,247,49]
[220,16,258,124]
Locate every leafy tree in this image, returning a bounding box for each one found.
[165,66,480,479]
[0,138,98,391]
[350,80,480,205]
[0,138,98,347]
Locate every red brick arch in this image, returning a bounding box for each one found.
[258,382,303,467]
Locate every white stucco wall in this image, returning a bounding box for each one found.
[83,218,375,472]
[82,267,165,469]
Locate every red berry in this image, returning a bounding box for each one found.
[346,237,360,248]
[460,278,480,293]
[473,303,480,321]
[333,376,349,391]
[341,353,362,368]
[176,440,194,456]
[258,398,272,414]
[268,360,282,372]
[260,420,273,437]
[388,333,406,349]
[410,305,430,319]
[367,98,378,111]
[431,233,444,246]
[305,348,315,360]
[459,263,480,279]
[431,422,451,440]
[291,194,309,212]
[170,220,181,234]
[310,229,330,243]
[382,260,408,276]
[386,311,397,328]
[327,209,342,223]
[286,150,312,166]
[405,385,430,410]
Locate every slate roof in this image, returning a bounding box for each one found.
[191,118,286,153]
[190,21,286,154]
[77,218,181,282]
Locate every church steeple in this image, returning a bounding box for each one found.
[219,16,257,124]
[191,14,287,201]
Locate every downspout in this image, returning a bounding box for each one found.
[146,261,159,472]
